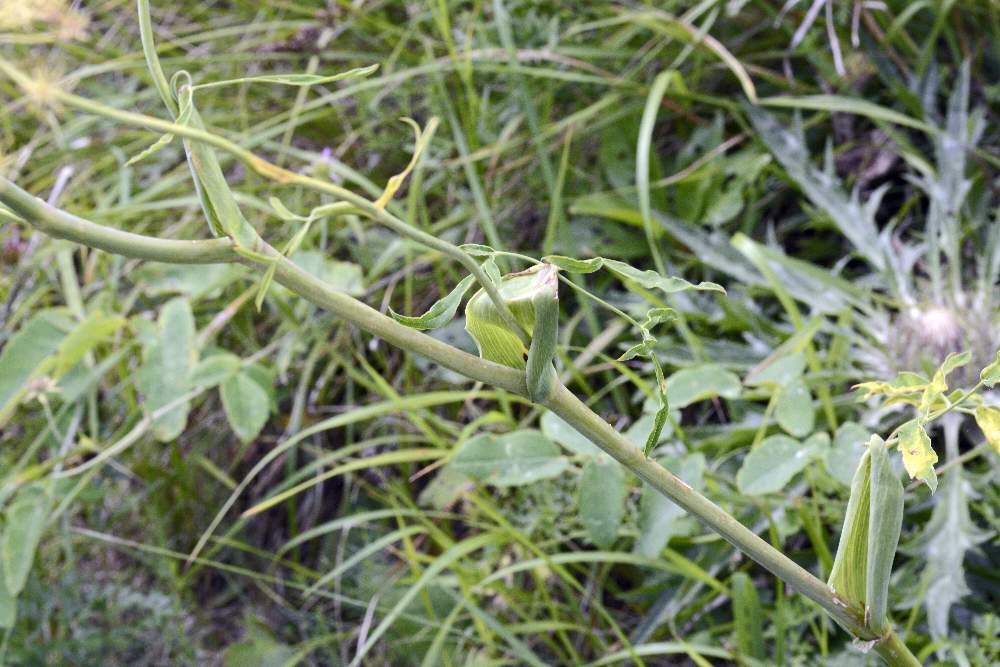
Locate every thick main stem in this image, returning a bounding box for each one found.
[0,177,921,665]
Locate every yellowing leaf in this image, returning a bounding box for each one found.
[374,117,439,209]
[897,420,938,492]
[981,349,1000,387]
[974,407,1000,455]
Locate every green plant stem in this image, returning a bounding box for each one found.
[0,175,921,666]
[0,56,530,347]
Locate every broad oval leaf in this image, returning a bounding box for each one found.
[191,352,242,388]
[579,457,626,549]
[221,371,271,443]
[1,485,51,595]
[775,378,814,437]
[541,411,601,456]
[736,434,820,495]
[665,365,741,409]
[135,297,197,442]
[449,430,567,487]
[825,422,869,486]
[0,309,72,427]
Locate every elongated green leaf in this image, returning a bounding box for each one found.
[665,365,741,409]
[221,371,270,443]
[525,265,559,402]
[55,310,126,376]
[0,309,72,426]
[449,430,566,487]
[390,275,476,330]
[736,434,820,495]
[774,378,814,437]
[544,254,724,294]
[731,572,765,661]
[579,457,626,549]
[125,131,175,166]
[172,74,258,247]
[2,485,51,595]
[760,95,932,133]
[192,64,378,91]
[135,297,197,441]
[865,435,903,632]
[828,444,873,607]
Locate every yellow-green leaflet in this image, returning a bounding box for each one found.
[465,264,559,401]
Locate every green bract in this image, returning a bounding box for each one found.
[465,264,559,402]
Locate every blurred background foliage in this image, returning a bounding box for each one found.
[1,0,999,665]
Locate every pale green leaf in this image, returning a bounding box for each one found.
[635,453,705,558]
[221,371,271,443]
[541,411,601,456]
[731,572,765,661]
[449,430,566,487]
[828,444,872,607]
[579,457,626,549]
[865,435,903,632]
[736,434,820,495]
[191,352,242,388]
[0,565,14,628]
[760,95,932,132]
[0,309,71,426]
[193,64,378,91]
[825,422,869,486]
[54,310,126,376]
[2,485,51,595]
[774,378,814,437]
[744,351,806,387]
[665,365,741,409]
[465,265,550,369]
[135,298,197,441]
